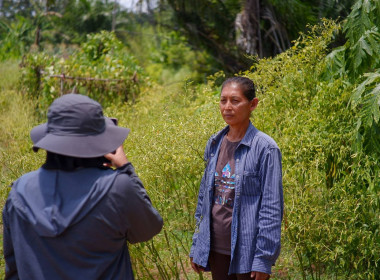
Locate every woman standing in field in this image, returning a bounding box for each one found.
[189,77,283,280]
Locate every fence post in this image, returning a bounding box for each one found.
[60,72,65,96]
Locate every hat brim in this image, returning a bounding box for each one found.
[31,118,130,158]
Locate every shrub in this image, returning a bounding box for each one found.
[125,26,215,85]
[246,19,379,279]
[19,31,143,116]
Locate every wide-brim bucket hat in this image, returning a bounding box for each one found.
[30,93,130,158]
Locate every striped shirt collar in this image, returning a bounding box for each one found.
[211,121,259,148]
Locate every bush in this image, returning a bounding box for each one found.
[246,20,380,279]
[0,16,34,61]
[19,31,142,116]
[124,26,215,85]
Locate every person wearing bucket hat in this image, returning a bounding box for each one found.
[2,94,163,280]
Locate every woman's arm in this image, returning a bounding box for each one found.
[189,137,213,258]
[251,147,284,274]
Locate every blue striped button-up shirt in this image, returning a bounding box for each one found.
[190,122,283,274]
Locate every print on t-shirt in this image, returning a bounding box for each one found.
[211,136,239,254]
[214,162,236,208]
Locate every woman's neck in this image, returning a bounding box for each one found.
[227,121,250,142]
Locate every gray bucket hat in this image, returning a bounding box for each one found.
[30,93,130,158]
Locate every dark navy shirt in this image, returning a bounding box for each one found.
[3,163,163,280]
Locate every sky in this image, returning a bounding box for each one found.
[118,0,135,9]
[118,0,154,12]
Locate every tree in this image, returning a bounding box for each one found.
[156,0,246,73]
[236,0,292,57]
[149,0,355,73]
[324,0,380,155]
[0,15,34,60]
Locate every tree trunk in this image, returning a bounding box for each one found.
[236,0,262,57]
[112,0,117,31]
[35,25,41,48]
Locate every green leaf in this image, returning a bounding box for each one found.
[371,84,380,123]
[323,46,346,80]
[358,35,373,56]
[350,36,380,77]
[344,0,372,42]
[351,72,380,108]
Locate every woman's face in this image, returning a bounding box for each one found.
[219,83,258,127]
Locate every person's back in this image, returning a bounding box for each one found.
[2,94,163,280]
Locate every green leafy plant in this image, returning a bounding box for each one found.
[324,0,380,160]
[0,16,34,61]
[351,71,380,155]
[125,26,215,85]
[246,18,380,279]
[19,31,143,114]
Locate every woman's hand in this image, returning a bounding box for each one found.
[190,258,204,274]
[250,271,270,279]
[104,145,128,168]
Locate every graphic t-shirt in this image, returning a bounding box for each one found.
[211,135,240,255]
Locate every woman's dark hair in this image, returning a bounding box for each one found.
[221,76,256,101]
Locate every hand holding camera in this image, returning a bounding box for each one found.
[104,145,129,168]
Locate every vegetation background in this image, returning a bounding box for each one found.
[1,0,379,279]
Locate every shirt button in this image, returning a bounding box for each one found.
[211,153,214,156]
[236,159,239,162]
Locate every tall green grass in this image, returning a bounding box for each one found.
[0,60,20,91]
[0,61,42,192]
[0,61,43,279]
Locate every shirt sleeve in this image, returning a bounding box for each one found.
[3,201,19,280]
[111,163,163,244]
[251,147,284,274]
[189,168,207,257]
[189,138,212,257]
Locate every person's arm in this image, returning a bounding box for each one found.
[105,145,163,243]
[114,163,163,243]
[3,202,18,280]
[189,169,207,256]
[251,147,284,274]
[189,139,214,273]
[189,169,208,273]
[189,138,212,258]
